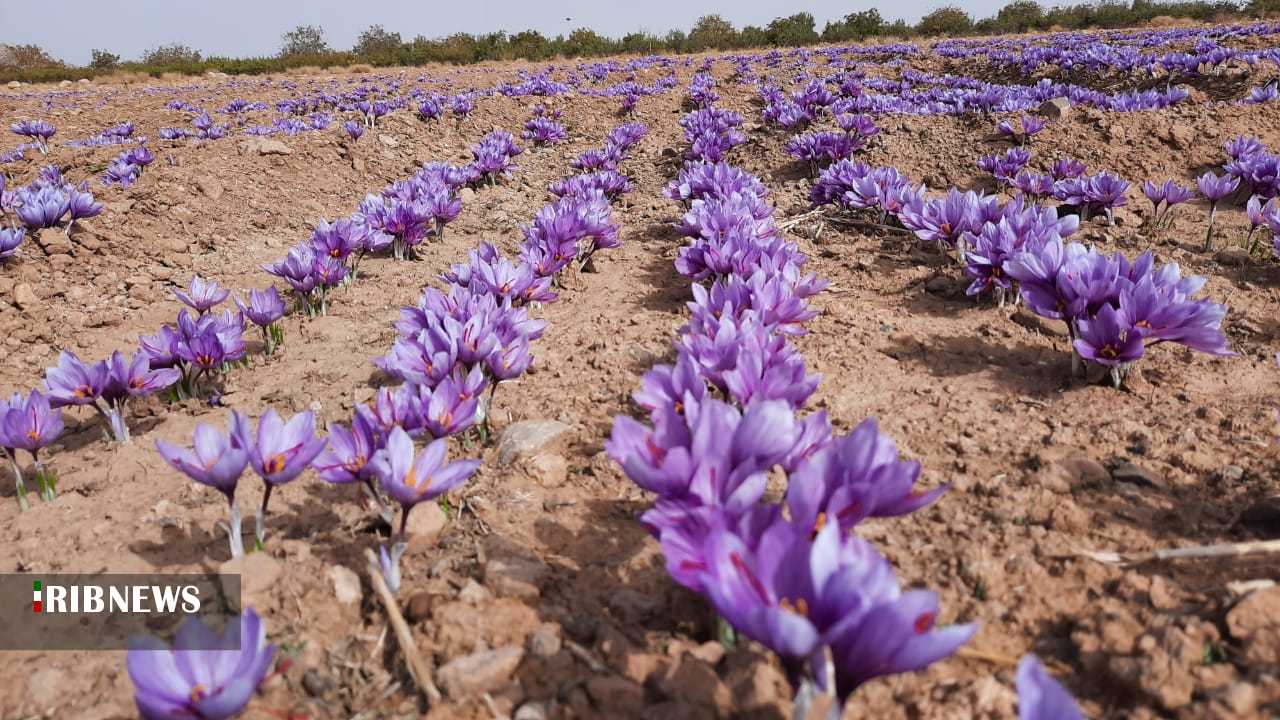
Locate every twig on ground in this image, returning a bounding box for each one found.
[482,692,510,720]
[362,548,442,705]
[564,638,608,673]
[1078,539,1280,566]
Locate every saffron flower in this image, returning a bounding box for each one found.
[368,426,481,591]
[126,608,275,720]
[234,409,326,545]
[698,517,975,710]
[1016,655,1083,720]
[236,287,286,356]
[66,182,102,235]
[11,119,55,153]
[0,227,24,260]
[343,120,364,142]
[155,411,251,557]
[174,275,230,315]
[0,390,63,509]
[1196,171,1240,250]
[99,350,183,442]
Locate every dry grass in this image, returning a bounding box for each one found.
[348,63,375,74]
[95,70,150,85]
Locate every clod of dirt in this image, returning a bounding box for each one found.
[436,645,524,698]
[496,419,571,465]
[1226,587,1280,664]
[1236,496,1280,538]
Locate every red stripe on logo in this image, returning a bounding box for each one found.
[32,600,42,613]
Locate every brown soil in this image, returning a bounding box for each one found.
[2,35,1280,720]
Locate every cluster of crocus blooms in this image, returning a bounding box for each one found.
[342,119,365,142]
[614,103,969,712]
[521,105,567,146]
[681,107,746,163]
[140,275,250,398]
[470,129,524,184]
[417,95,444,122]
[6,165,104,236]
[126,607,276,720]
[996,114,1046,145]
[687,72,720,108]
[450,93,476,122]
[44,348,181,444]
[977,146,1032,186]
[1224,135,1280,199]
[102,144,155,188]
[157,406,325,555]
[1142,178,1196,230]
[785,130,865,174]
[10,119,55,153]
[1051,171,1130,225]
[549,170,632,204]
[1008,241,1233,384]
[191,110,229,140]
[0,390,63,510]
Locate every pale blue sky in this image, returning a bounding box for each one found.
[0,0,1008,66]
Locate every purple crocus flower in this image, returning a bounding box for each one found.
[1016,655,1083,720]
[343,120,364,141]
[236,287,287,356]
[239,408,325,487]
[11,119,55,153]
[786,418,947,536]
[236,287,286,328]
[1246,195,1280,253]
[174,276,230,314]
[698,517,975,707]
[15,185,70,230]
[1196,171,1240,250]
[156,411,252,557]
[66,182,102,234]
[126,608,275,720]
[234,408,326,546]
[312,411,378,486]
[1073,303,1144,371]
[44,350,109,407]
[1,389,63,507]
[0,227,24,260]
[369,425,481,541]
[97,350,181,442]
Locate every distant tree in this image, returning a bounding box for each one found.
[766,13,819,45]
[916,7,974,35]
[353,25,403,64]
[564,28,609,56]
[994,1,1046,31]
[510,30,552,60]
[688,15,738,50]
[90,49,120,70]
[142,44,203,65]
[0,44,64,68]
[823,9,886,41]
[280,25,330,57]
[620,31,659,53]
[663,29,689,53]
[846,9,887,38]
[1249,0,1280,16]
[739,25,770,47]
